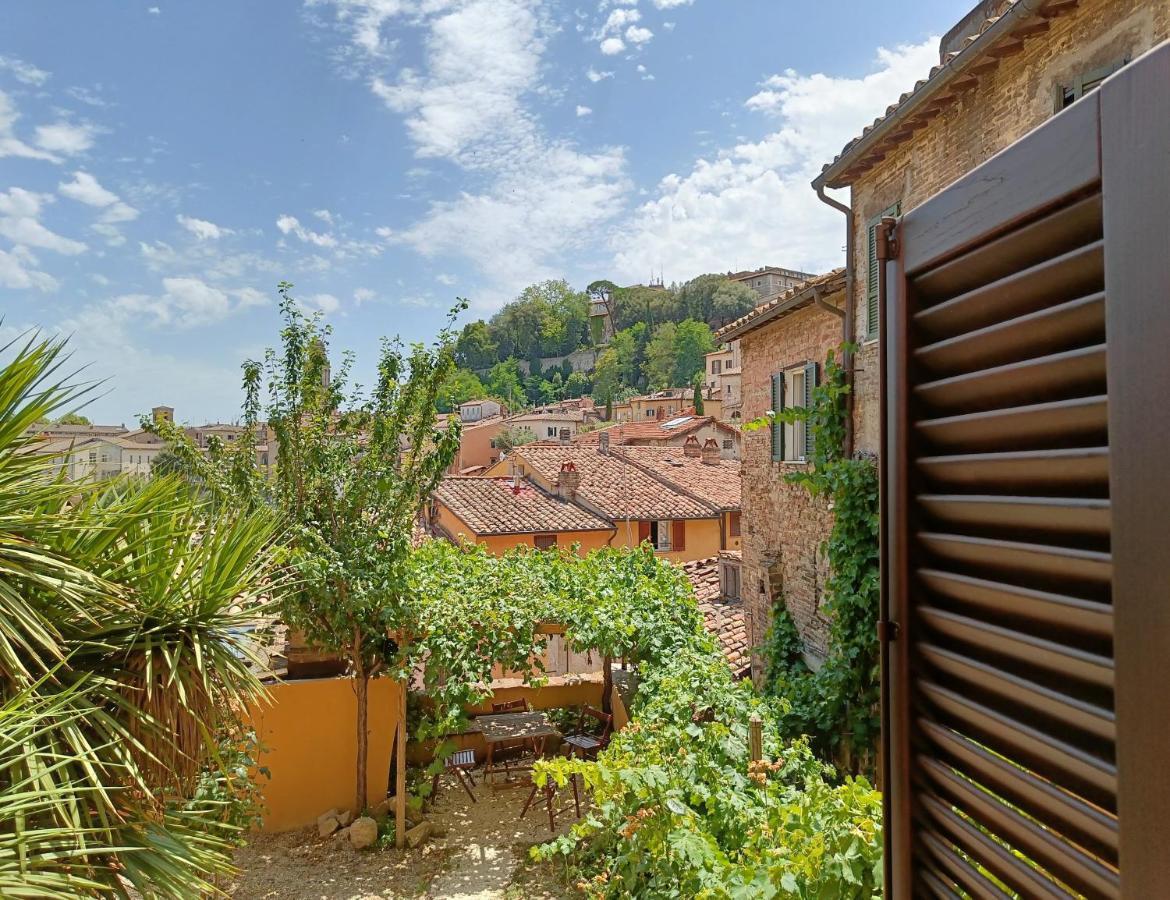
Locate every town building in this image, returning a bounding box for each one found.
[728,266,815,299]
[611,386,722,423]
[503,408,589,443]
[703,340,743,422]
[716,270,847,668]
[439,400,507,475]
[681,552,750,680]
[430,439,741,562]
[574,416,741,460]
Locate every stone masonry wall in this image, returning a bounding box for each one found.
[849,0,1170,454]
[740,301,844,670]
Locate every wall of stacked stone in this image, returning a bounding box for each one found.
[739,301,844,671]
[848,0,1169,452]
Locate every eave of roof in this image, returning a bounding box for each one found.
[716,269,846,342]
[813,0,1069,190]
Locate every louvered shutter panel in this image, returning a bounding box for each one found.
[883,50,1170,897]
[637,520,650,545]
[803,361,817,460]
[867,203,901,337]
[770,373,784,461]
[672,519,686,552]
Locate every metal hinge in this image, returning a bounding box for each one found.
[877,619,900,643]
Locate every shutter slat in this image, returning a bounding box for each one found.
[920,757,1120,899]
[917,447,1109,494]
[918,533,1112,585]
[915,292,1105,379]
[917,494,1110,538]
[915,344,1106,415]
[919,682,1117,808]
[919,831,1013,900]
[921,720,1119,860]
[916,395,1107,453]
[919,795,1072,900]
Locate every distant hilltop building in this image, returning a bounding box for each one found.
[727,266,816,299]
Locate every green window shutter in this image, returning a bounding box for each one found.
[770,373,784,462]
[866,202,901,337]
[803,360,818,459]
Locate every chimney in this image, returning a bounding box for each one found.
[701,438,721,466]
[683,435,702,458]
[599,431,610,455]
[558,461,581,499]
[559,427,571,445]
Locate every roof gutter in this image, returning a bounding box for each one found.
[815,184,855,457]
[812,0,1048,191]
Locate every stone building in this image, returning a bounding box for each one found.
[729,266,815,299]
[813,0,1170,457]
[716,270,847,668]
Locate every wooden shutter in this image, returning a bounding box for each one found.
[770,373,784,461]
[637,520,650,545]
[672,520,686,553]
[882,44,1170,899]
[803,360,818,459]
[867,202,901,336]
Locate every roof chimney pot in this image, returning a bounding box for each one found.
[701,438,721,466]
[557,460,581,499]
[683,435,702,458]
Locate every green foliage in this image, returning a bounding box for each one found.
[642,321,678,389]
[52,411,91,425]
[643,319,716,390]
[493,424,537,454]
[437,367,487,413]
[693,376,705,415]
[531,649,882,899]
[747,348,881,766]
[0,331,283,897]
[485,358,526,410]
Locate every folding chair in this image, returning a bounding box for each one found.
[431,748,478,803]
[563,706,613,760]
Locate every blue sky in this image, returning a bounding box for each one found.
[0,0,971,424]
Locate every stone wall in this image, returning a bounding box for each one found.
[739,301,844,669]
[848,0,1170,453]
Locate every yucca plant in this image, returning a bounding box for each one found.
[0,331,285,897]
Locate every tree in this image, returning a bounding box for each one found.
[710,280,758,328]
[642,322,678,390]
[693,377,705,415]
[565,370,591,398]
[494,425,537,454]
[437,367,486,413]
[261,284,462,814]
[0,333,281,896]
[592,347,622,405]
[671,319,716,386]
[454,320,497,370]
[54,411,91,425]
[486,358,526,410]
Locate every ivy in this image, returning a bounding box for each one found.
[747,346,881,768]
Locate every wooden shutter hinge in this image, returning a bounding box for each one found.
[875,217,899,262]
[877,619,900,643]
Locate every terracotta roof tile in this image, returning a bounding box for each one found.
[618,446,741,510]
[513,445,719,521]
[435,476,613,536]
[681,556,750,676]
[574,415,737,446]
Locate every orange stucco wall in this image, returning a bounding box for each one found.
[246,677,403,832]
[449,418,504,473]
[723,511,742,552]
[434,500,615,556]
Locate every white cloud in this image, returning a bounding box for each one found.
[148,6,161,13]
[0,187,87,255]
[0,90,60,162]
[600,8,640,34]
[586,67,613,83]
[0,55,50,86]
[599,37,624,55]
[0,246,57,291]
[612,38,938,282]
[177,213,232,240]
[651,0,693,7]
[275,213,337,247]
[102,277,264,329]
[576,105,593,117]
[58,171,120,207]
[353,286,376,303]
[303,292,341,314]
[625,25,653,45]
[313,208,336,226]
[34,121,98,156]
[435,273,456,285]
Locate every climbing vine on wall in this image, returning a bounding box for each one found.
[748,346,881,769]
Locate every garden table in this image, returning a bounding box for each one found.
[471,710,560,784]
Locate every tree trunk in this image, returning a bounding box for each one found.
[354,661,369,815]
[601,654,613,714]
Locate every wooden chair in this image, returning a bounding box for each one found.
[431,748,477,803]
[563,706,613,760]
[490,697,536,780]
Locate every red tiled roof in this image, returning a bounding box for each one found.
[682,554,749,676]
[814,0,1080,190]
[435,476,613,536]
[716,269,846,342]
[513,445,719,521]
[574,415,736,447]
[619,447,741,511]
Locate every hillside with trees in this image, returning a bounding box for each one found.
[444,274,758,411]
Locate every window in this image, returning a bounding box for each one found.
[866,202,901,337]
[534,534,557,550]
[712,359,722,375]
[722,439,733,450]
[547,426,556,437]
[1056,60,1127,111]
[720,559,741,601]
[729,510,741,537]
[645,409,656,418]
[647,519,680,552]
[771,361,819,462]
[88,451,97,464]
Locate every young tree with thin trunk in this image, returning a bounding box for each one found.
[262,284,462,813]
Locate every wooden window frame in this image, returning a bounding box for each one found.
[534,533,558,550]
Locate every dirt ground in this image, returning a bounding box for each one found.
[229,776,577,899]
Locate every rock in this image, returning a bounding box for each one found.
[405,820,433,849]
[370,797,395,819]
[348,816,379,850]
[336,809,353,827]
[316,809,342,837]
[430,824,448,839]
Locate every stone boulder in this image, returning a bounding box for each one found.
[348,816,379,850]
[316,809,342,837]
